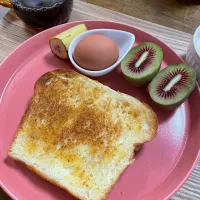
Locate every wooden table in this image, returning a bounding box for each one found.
[0,0,200,200]
[1,0,200,33]
[83,0,200,34]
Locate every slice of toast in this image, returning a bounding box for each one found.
[9,69,158,200]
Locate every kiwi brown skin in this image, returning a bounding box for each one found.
[121,42,163,87]
[149,64,197,110]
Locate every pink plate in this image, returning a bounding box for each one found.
[0,21,200,200]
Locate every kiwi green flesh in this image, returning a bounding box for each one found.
[149,64,196,109]
[121,42,163,86]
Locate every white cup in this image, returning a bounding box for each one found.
[186,26,200,85]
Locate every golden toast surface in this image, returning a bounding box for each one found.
[9,69,158,200]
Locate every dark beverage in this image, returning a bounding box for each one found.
[11,0,73,28]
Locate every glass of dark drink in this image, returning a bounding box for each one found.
[0,0,73,28]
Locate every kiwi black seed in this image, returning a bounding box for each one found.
[121,42,163,86]
[149,64,196,110]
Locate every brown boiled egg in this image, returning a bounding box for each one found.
[73,34,119,71]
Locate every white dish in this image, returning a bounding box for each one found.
[68,29,135,77]
[186,26,200,84]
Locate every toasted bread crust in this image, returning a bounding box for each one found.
[9,152,135,200]
[9,69,158,200]
[9,153,85,200]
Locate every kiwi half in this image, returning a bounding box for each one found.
[149,64,196,109]
[121,42,163,86]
